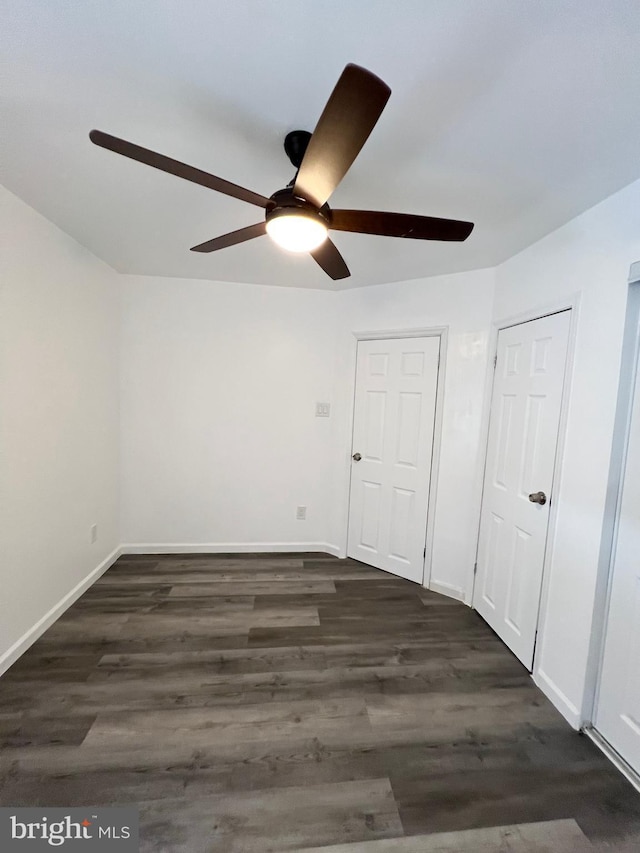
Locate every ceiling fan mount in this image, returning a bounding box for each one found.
[89,63,474,280]
[283,130,312,170]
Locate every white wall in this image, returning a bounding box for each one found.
[493,180,640,727]
[119,275,337,550]
[0,186,120,672]
[330,269,496,599]
[119,268,495,603]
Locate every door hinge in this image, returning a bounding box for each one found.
[423,546,426,559]
[474,561,478,576]
[493,354,497,369]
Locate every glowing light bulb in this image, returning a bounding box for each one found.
[266,213,328,253]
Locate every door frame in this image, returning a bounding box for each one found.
[341,326,448,587]
[582,267,640,789]
[471,295,580,674]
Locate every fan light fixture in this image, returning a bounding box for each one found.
[266,212,328,253]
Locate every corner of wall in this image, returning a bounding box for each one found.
[534,667,582,730]
[0,547,121,677]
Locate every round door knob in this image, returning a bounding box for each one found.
[352,452,362,462]
[528,491,547,505]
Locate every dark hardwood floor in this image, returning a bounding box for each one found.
[1,553,639,852]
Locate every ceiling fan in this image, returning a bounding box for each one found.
[90,63,474,281]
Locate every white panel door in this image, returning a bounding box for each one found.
[596,312,640,775]
[473,311,571,668]
[347,337,439,583]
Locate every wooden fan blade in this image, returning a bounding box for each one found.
[90,130,270,208]
[331,209,474,242]
[294,65,391,209]
[191,222,266,253]
[310,238,350,280]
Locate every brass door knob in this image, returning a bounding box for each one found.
[352,452,362,462]
[528,491,547,505]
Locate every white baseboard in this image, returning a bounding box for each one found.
[120,542,339,555]
[429,579,465,602]
[323,543,343,558]
[584,727,640,793]
[0,546,122,677]
[533,667,581,729]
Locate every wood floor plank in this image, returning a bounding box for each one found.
[138,777,403,852]
[168,580,337,597]
[116,606,320,640]
[108,557,305,572]
[31,634,250,655]
[248,622,492,648]
[284,818,592,852]
[83,697,370,749]
[96,569,379,584]
[0,662,532,715]
[393,762,640,839]
[85,641,516,685]
[0,713,97,748]
[0,653,102,683]
[366,689,559,733]
[0,766,186,808]
[145,595,256,614]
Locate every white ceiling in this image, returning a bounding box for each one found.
[3,1,639,289]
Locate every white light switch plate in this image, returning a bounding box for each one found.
[315,402,330,417]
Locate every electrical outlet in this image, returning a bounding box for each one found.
[296,506,307,521]
[90,524,98,544]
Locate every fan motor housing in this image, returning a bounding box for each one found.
[265,188,331,228]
